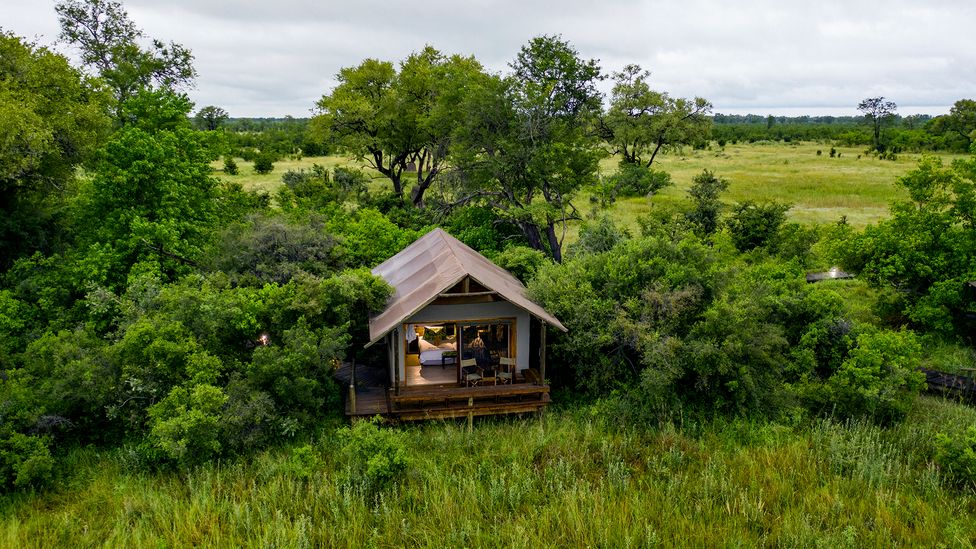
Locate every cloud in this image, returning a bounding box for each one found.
[6,0,974,116]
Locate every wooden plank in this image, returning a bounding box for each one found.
[392,384,548,404]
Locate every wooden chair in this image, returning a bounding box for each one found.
[461,358,481,386]
[497,357,515,385]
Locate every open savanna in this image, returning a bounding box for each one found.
[2,397,975,547]
[605,141,967,232]
[221,142,965,232]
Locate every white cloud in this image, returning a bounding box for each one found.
[5,0,974,116]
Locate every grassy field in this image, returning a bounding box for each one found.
[2,397,975,547]
[605,142,965,233]
[220,143,966,234]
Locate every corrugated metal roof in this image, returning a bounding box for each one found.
[367,228,567,345]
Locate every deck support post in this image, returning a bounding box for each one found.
[393,330,400,396]
[467,397,474,433]
[539,321,547,387]
[349,357,357,415]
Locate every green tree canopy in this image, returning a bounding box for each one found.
[451,35,604,262]
[836,152,976,335]
[312,47,482,207]
[194,105,229,131]
[0,31,111,267]
[602,64,712,166]
[857,96,897,152]
[56,0,196,114]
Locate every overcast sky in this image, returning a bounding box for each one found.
[5,0,975,118]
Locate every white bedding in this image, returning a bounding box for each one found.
[419,347,457,366]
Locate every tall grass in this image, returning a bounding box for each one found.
[3,396,975,547]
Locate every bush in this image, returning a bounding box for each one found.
[826,329,924,423]
[724,200,792,252]
[0,432,54,490]
[148,384,228,466]
[935,427,976,490]
[332,166,369,196]
[223,157,238,175]
[492,246,548,284]
[597,163,673,205]
[337,417,408,492]
[285,444,322,480]
[685,170,729,236]
[253,152,275,174]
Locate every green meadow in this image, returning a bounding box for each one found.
[3,397,975,547]
[221,142,966,236]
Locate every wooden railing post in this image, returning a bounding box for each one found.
[467,397,474,434]
[539,321,547,387]
[349,358,357,415]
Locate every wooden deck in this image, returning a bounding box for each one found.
[922,367,976,402]
[346,382,550,421]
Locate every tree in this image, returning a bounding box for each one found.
[725,200,792,252]
[928,99,976,152]
[685,170,729,237]
[312,48,481,207]
[451,35,603,262]
[836,153,976,335]
[75,89,222,285]
[857,96,897,151]
[0,31,111,268]
[56,0,196,113]
[195,105,229,131]
[601,64,712,166]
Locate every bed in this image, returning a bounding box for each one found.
[418,339,457,368]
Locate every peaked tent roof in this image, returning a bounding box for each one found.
[366,228,567,346]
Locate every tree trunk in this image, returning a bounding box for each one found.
[519,220,545,254]
[646,137,666,167]
[545,222,562,263]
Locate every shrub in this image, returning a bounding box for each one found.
[148,383,228,466]
[337,417,408,492]
[724,200,792,252]
[253,152,275,174]
[685,170,729,236]
[935,427,976,490]
[609,163,673,201]
[492,246,548,284]
[0,432,54,490]
[332,166,369,196]
[567,216,630,258]
[286,444,322,480]
[223,157,238,175]
[826,329,924,423]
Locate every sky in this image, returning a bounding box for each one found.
[5,0,975,118]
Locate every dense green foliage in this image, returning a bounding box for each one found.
[0,32,111,267]
[1,13,975,546]
[834,151,976,337]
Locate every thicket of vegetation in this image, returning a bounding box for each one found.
[2,1,976,543]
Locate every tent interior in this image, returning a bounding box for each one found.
[404,320,514,386]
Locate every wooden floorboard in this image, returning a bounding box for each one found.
[345,383,550,420]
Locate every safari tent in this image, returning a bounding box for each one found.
[346,228,567,420]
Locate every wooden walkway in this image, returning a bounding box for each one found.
[346,383,550,421]
[922,367,976,402]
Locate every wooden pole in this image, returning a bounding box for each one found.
[467,397,474,434]
[539,321,547,387]
[393,329,400,396]
[349,356,357,415]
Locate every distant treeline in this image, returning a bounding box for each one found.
[217,117,330,158]
[712,106,974,153]
[219,100,975,160]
